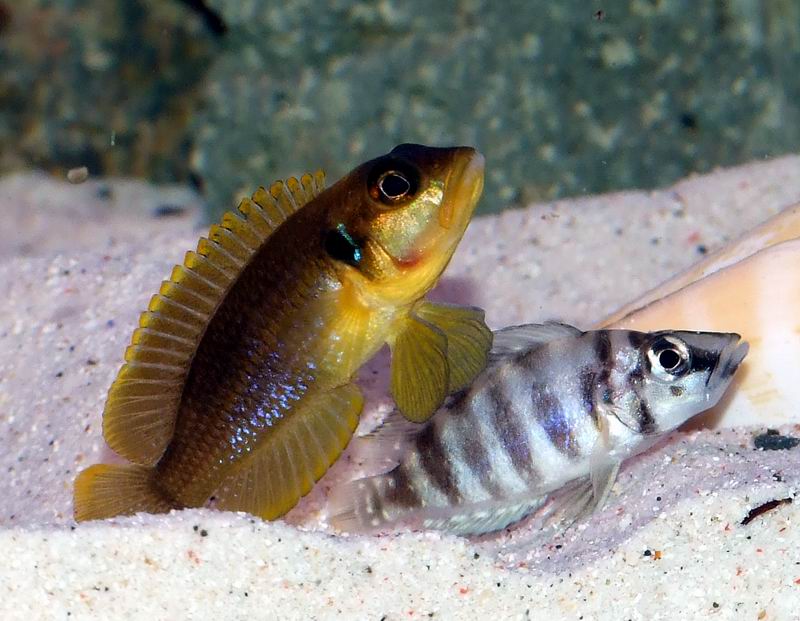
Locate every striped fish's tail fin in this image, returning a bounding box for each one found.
[73,464,177,522]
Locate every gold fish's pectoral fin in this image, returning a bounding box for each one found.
[73,463,176,522]
[213,383,363,520]
[389,315,449,423]
[414,301,493,393]
[102,171,327,466]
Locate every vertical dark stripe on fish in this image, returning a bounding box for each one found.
[637,398,656,434]
[416,423,462,504]
[595,332,614,423]
[578,366,598,423]
[385,464,421,509]
[486,384,536,482]
[692,347,720,373]
[533,387,580,457]
[627,330,647,349]
[595,331,612,367]
[627,360,645,388]
[459,398,505,496]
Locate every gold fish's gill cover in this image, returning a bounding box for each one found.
[73,144,492,522]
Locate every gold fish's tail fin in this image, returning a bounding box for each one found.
[73,464,176,522]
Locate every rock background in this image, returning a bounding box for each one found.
[2,1,799,217]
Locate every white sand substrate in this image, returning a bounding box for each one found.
[2,155,800,620]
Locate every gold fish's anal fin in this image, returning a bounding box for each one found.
[73,463,176,522]
[414,301,493,393]
[389,315,449,423]
[213,383,363,520]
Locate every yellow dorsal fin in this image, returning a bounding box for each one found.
[102,172,327,466]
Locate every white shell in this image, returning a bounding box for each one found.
[600,202,800,428]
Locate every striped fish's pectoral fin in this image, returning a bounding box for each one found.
[587,459,620,517]
[489,322,583,362]
[414,301,492,393]
[389,314,449,423]
[213,383,363,520]
[537,441,622,532]
[102,172,327,466]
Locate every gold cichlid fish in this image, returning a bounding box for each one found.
[73,144,492,522]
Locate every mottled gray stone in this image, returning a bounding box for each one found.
[195,0,800,216]
[0,0,216,182]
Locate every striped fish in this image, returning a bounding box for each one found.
[331,323,748,536]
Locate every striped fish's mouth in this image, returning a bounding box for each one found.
[709,336,749,387]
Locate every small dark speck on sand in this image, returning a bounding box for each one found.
[696,244,708,255]
[96,185,113,200]
[741,498,793,525]
[152,204,187,219]
[754,429,800,451]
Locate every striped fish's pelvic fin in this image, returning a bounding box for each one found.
[103,172,327,466]
[421,497,546,536]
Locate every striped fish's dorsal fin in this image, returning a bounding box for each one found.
[102,171,327,466]
[489,322,582,361]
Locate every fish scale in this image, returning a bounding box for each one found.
[332,323,748,536]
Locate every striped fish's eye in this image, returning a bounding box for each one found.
[324,223,363,267]
[647,336,690,379]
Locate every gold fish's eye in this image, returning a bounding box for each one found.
[368,161,419,206]
[648,336,690,378]
[324,223,363,267]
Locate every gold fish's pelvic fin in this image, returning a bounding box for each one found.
[213,383,363,520]
[389,301,492,423]
[101,172,326,466]
[73,464,176,522]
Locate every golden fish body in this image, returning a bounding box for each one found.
[73,144,491,522]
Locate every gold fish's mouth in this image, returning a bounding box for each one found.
[439,148,485,230]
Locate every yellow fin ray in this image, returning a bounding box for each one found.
[158,280,216,313]
[414,301,492,393]
[102,172,326,468]
[131,326,195,350]
[196,237,244,273]
[208,224,250,262]
[73,464,176,522]
[125,344,188,365]
[183,250,234,288]
[170,264,224,296]
[221,211,261,249]
[390,315,449,422]
[213,383,362,520]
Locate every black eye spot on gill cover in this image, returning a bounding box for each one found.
[324,223,362,267]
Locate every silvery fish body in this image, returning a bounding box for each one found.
[331,323,748,536]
